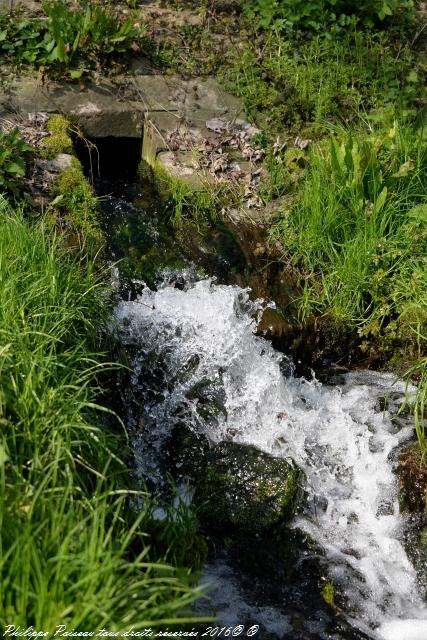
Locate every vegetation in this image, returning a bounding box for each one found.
[243,0,415,32]
[42,114,74,158]
[222,30,423,136]
[51,157,104,253]
[321,580,336,608]
[0,128,32,198]
[151,161,241,227]
[0,198,206,628]
[0,1,145,77]
[39,114,104,254]
[146,2,427,458]
[272,120,427,353]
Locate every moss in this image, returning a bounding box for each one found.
[52,157,103,254]
[42,114,73,158]
[321,580,336,608]
[193,442,303,532]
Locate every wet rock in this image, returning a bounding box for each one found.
[397,446,427,512]
[257,306,293,341]
[170,429,302,532]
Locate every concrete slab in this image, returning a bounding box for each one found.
[1,77,145,137]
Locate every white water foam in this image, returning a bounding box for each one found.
[114,278,426,638]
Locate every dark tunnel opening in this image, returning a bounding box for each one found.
[74,135,143,182]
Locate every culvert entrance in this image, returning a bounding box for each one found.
[74,135,143,182]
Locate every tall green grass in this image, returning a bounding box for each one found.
[273,119,426,333]
[0,199,205,629]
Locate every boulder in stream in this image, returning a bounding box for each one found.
[170,428,302,533]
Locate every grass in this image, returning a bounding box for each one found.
[0,198,206,629]
[272,119,426,341]
[221,28,424,137]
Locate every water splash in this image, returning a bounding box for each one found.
[114,277,427,639]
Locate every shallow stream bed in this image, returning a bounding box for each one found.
[101,182,427,640]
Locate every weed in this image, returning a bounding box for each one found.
[243,0,415,33]
[222,30,424,137]
[150,159,242,227]
[0,128,32,197]
[0,1,145,76]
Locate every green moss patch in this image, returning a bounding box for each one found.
[42,114,73,158]
[52,157,103,253]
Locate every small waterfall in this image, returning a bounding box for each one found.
[114,276,427,640]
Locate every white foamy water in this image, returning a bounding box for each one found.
[114,278,426,639]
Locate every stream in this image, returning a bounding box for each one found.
[101,183,427,640]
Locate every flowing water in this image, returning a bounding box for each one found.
[113,275,427,640]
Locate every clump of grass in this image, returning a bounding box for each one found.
[272,117,427,358]
[404,359,427,458]
[0,199,206,628]
[150,160,242,227]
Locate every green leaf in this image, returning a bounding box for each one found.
[50,194,65,206]
[330,138,345,178]
[83,5,92,32]
[5,162,25,177]
[407,70,418,84]
[0,442,8,467]
[70,68,84,79]
[378,2,393,19]
[407,204,427,223]
[373,186,388,214]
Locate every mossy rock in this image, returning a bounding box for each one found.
[196,442,301,532]
[52,157,103,253]
[169,428,302,533]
